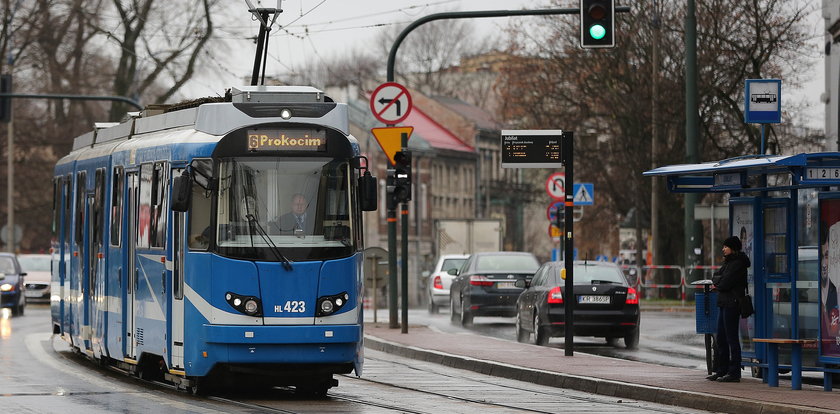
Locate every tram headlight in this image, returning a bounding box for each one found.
[244,299,259,315]
[225,292,263,317]
[316,292,350,317]
[0,283,13,292]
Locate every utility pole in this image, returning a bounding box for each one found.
[684,0,701,276]
[5,76,13,253]
[650,0,660,270]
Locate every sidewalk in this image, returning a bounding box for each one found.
[364,322,839,414]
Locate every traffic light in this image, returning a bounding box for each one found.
[386,168,398,210]
[393,151,412,203]
[554,205,565,228]
[580,0,614,49]
[0,75,11,123]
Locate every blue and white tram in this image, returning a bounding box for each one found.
[51,86,377,395]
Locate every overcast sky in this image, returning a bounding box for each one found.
[184,0,825,129]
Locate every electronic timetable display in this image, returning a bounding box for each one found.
[501,130,564,168]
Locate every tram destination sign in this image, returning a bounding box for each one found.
[247,128,326,152]
[501,130,564,168]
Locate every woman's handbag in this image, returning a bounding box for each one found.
[739,287,754,318]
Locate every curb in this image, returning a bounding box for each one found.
[364,335,835,414]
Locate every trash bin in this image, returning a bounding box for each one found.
[695,290,718,334]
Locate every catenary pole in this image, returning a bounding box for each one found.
[684,0,701,277]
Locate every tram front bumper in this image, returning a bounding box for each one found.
[198,324,361,366]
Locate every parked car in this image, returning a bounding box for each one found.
[17,254,51,303]
[0,253,26,315]
[514,260,640,348]
[426,254,469,314]
[449,251,540,326]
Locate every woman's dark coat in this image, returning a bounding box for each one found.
[712,251,750,307]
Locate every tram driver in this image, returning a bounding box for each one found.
[270,193,315,235]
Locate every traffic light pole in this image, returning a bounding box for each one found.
[387,131,412,330]
[388,198,398,329]
[563,131,575,356]
[401,201,409,334]
[385,6,631,82]
[399,132,410,333]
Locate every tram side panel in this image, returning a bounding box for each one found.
[105,166,126,361]
[68,168,86,351]
[51,174,70,335]
[90,167,108,360]
[131,162,171,365]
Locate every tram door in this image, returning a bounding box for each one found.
[170,168,186,370]
[83,193,95,351]
[126,171,139,359]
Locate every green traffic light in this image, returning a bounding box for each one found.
[589,24,606,40]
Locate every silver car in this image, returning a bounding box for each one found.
[17,254,51,303]
[426,254,468,314]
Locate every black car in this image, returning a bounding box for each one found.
[514,261,640,348]
[449,251,540,326]
[0,253,26,316]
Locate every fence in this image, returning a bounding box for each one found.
[620,264,720,304]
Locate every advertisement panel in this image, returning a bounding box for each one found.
[819,199,840,361]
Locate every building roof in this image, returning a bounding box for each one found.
[432,96,501,131]
[401,104,474,153]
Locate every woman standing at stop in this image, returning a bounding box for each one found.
[707,236,750,383]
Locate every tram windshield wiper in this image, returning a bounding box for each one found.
[246,214,293,271]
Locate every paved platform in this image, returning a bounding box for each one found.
[364,323,839,414]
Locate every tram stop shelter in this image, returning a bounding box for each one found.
[644,152,840,391]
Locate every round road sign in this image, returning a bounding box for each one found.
[548,224,561,242]
[545,172,565,200]
[370,82,413,124]
[546,201,564,222]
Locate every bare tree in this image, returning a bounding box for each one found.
[291,47,380,93]
[496,0,815,264]
[377,11,498,99]
[101,0,219,120]
[0,0,224,251]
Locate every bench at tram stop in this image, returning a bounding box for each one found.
[750,338,840,391]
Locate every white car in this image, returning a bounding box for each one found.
[426,254,469,314]
[17,254,51,303]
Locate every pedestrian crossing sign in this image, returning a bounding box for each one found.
[573,183,594,205]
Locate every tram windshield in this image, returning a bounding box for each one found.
[215,157,355,258]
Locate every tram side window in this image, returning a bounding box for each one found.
[94,168,105,246]
[110,167,124,247]
[64,175,71,248]
[150,162,168,248]
[137,164,152,248]
[52,178,59,242]
[189,179,213,250]
[75,171,86,244]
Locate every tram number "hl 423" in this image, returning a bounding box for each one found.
[275,301,306,313]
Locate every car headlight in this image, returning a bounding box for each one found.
[0,284,13,292]
[316,292,349,317]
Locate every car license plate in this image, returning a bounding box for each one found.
[496,282,517,289]
[24,291,40,297]
[578,295,610,304]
